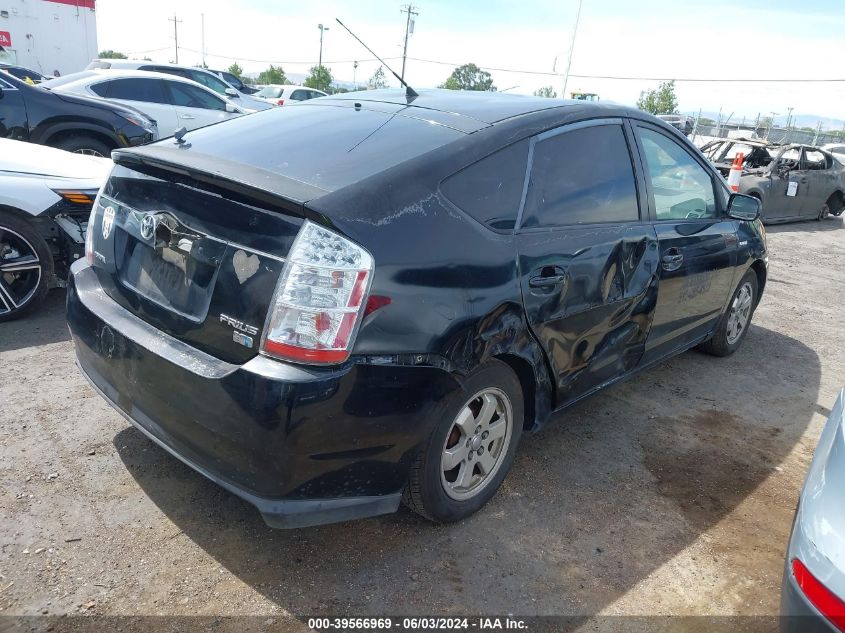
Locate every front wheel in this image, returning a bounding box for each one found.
[403,360,523,523]
[699,270,758,357]
[52,135,112,157]
[0,211,54,322]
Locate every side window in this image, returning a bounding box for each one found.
[309,91,324,99]
[166,82,226,111]
[638,127,717,221]
[89,81,110,97]
[189,70,226,94]
[290,89,308,101]
[0,77,13,90]
[522,123,639,228]
[778,147,801,170]
[805,150,827,170]
[105,78,166,104]
[441,139,529,231]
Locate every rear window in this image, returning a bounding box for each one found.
[177,104,464,191]
[256,86,284,98]
[441,140,529,230]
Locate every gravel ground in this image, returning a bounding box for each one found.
[0,218,843,631]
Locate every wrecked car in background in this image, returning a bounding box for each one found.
[657,113,694,136]
[0,139,110,321]
[701,139,845,223]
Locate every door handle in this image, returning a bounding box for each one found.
[661,249,684,271]
[529,265,568,289]
[179,114,196,120]
[529,274,567,288]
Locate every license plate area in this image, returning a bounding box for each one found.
[118,233,223,322]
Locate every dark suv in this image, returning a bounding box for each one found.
[0,72,156,155]
[67,90,767,528]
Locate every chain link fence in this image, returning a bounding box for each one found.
[690,121,844,146]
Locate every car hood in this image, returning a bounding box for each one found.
[50,88,151,120]
[0,138,112,178]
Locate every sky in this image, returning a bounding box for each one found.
[95,0,845,126]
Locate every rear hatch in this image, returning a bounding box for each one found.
[87,100,467,363]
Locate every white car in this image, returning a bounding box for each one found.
[0,139,111,320]
[42,70,247,138]
[85,59,272,112]
[822,143,845,164]
[253,84,327,106]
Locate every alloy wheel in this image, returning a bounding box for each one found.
[0,226,43,316]
[726,282,753,345]
[73,148,105,157]
[440,388,513,501]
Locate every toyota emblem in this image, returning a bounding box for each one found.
[140,214,158,241]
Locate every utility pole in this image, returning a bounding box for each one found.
[318,23,329,68]
[201,13,206,68]
[400,4,418,81]
[767,111,778,141]
[353,60,358,89]
[169,13,182,64]
[561,0,584,99]
[786,106,794,131]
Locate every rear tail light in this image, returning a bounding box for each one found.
[792,558,845,631]
[261,221,374,364]
[276,98,285,106]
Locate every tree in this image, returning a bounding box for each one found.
[98,50,127,59]
[256,65,287,85]
[227,63,244,79]
[304,65,333,93]
[368,66,387,90]
[439,63,495,91]
[534,86,557,98]
[636,80,678,115]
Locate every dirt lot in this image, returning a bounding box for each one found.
[1,218,843,630]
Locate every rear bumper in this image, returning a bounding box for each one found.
[67,260,458,528]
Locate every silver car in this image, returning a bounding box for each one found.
[781,388,845,632]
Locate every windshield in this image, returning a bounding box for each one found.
[256,86,284,98]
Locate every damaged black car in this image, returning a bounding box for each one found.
[67,90,768,528]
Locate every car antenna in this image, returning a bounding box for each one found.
[335,18,418,100]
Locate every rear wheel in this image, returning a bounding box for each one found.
[699,270,758,357]
[52,135,112,157]
[403,360,523,523]
[0,211,53,322]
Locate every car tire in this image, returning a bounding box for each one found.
[403,360,523,523]
[0,210,54,322]
[699,270,758,357]
[52,135,112,158]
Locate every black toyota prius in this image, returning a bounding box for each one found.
[67,89,768,528]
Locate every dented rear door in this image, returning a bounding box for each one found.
[516,119,660,406]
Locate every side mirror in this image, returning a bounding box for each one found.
[775,164,791,179]
[225,102,236,113]
[224,88,239,98]
[727,193,761,221]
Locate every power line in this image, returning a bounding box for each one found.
[121,44,845,84]
[407,56,845,82]
[178,46,400,66]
